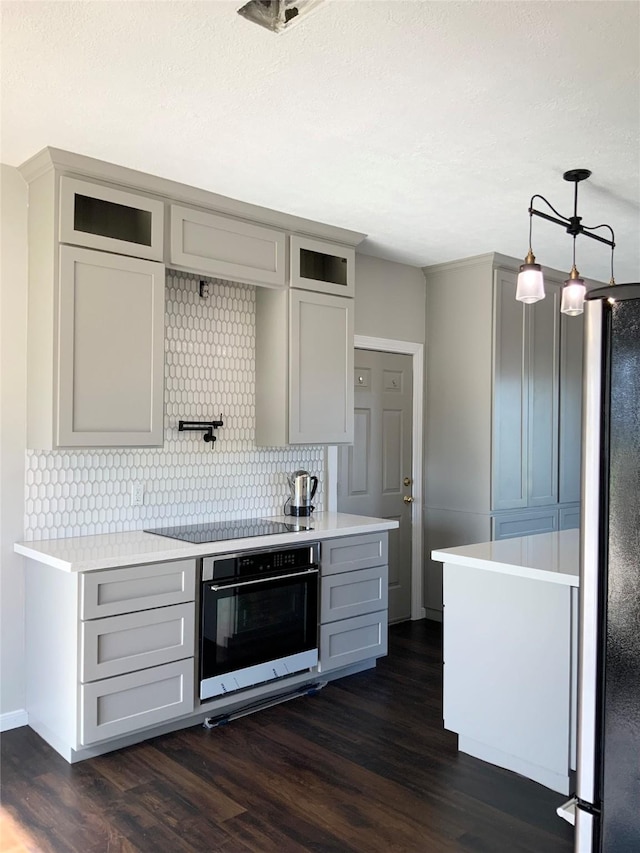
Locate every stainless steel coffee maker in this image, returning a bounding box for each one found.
[286,470,318,517]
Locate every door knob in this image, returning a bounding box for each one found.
[403,495,414,504]
[403,477,412,487]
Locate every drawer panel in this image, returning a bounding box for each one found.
[321,565,388,623]
[80,560,196,620]
[80,659,194,745]
[492,510,558,541]
[169,204,286,288]
[321,532,388,576]
[319,610,387,672]
[81,603,195,682]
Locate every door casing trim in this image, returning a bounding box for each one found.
[326,335,425,621]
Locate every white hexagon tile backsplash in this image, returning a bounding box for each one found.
[24,271,325,541]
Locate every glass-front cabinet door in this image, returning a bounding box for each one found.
[59,176,164,261]
[290,235,355,297]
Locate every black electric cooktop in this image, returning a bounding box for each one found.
[144,518,313,544]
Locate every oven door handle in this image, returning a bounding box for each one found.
[209,567,318,591]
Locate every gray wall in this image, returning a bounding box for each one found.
[0,164,28,723]
[355,253,426,343]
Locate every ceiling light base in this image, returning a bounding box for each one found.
[563,169,592,183]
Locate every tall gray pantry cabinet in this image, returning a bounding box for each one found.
[423,253,585,616]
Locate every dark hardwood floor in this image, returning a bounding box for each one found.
[1,620,574,852]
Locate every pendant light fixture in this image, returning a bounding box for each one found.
[516,169,616,316]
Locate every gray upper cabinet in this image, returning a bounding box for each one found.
[255,288,354,445]
[492,270,560,511]
[59,176,164,261]
[169,204,286,288]
[25,168,165,450]
[57,246,165,448]
[290,235,355,298]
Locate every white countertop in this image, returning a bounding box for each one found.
[14,512,398,572]
[431,529,579,586]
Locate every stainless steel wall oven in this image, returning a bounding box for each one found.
[199,542,319,700]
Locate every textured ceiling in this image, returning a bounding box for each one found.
[1,0,639,282]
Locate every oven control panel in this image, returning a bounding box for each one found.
[202,543,319,582]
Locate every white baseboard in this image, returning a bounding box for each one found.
[426,607,442,623]
[0,709,28,732]
[458,735,570,795]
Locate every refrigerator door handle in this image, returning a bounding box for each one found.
[576,297,604,806]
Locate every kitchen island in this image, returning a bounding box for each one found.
[432,529,579,795]
[15,513,398,763]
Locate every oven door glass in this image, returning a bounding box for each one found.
[200,572,318,681]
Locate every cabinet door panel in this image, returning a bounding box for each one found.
[319,610,387,672]
[80,560,196,620]
[58,246,165,447]
[321,532,388,575]
[528,284,560,506]
[59,176,164,261]
[321,565,388,623]
[492,271,527,510]
[289,290,354,444]
[80,603,195,682]
[170,205,286,288]
[80,659,194,745]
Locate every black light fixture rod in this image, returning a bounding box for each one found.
[528,207,615,248]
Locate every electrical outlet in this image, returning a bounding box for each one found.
[131,483,144,506]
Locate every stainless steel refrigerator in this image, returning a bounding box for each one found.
[575,283,640,851]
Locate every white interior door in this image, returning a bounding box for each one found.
[337,349,413,622]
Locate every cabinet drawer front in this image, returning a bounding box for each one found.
[321,532,388,576]
[319,611,387,672]
[80,560,196,619]
[321,565,388,623]
[559,504,580,531]
[290,235,355,298]
[80,659,194,745]
[492,509,558,541]
[81,603,195,682]
[59,176,164,261]
[169,205,286,288]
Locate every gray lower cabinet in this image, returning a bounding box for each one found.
[78,562,196,746]
[318,532,388,673]
[25,557,196,761]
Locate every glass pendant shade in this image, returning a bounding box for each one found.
[516,263,545,303]
[561,278,586,316]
